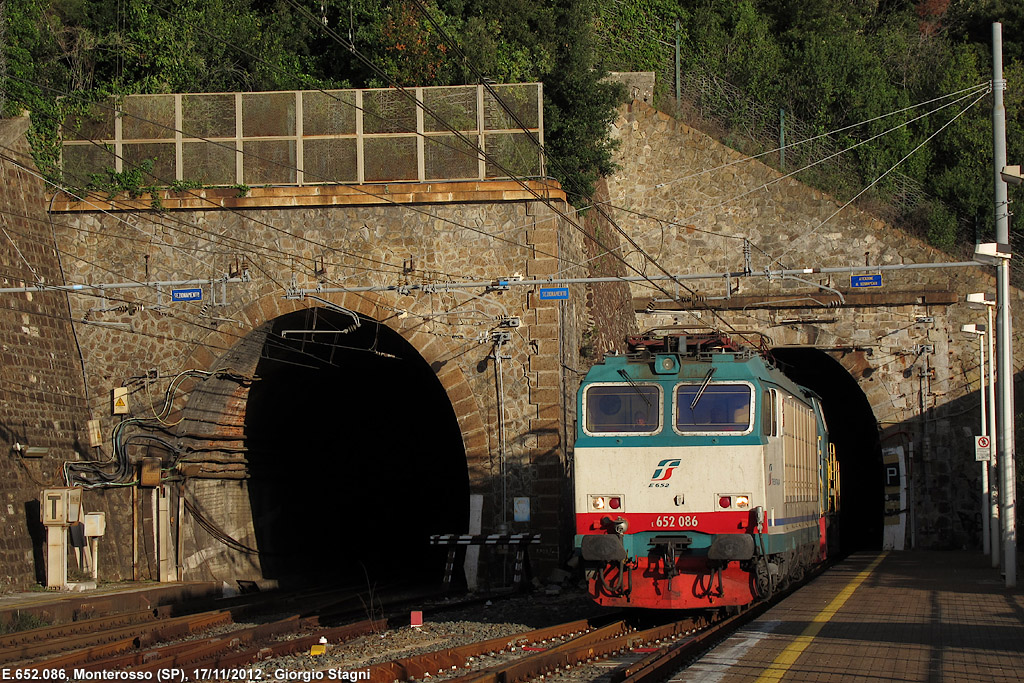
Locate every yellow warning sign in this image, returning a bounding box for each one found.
[112,387,129,415]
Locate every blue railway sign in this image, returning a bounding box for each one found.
[171,288,203,302]
[539,287,569,300]
[851,274,882,288]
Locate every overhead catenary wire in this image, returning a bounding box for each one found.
[401,0,981,352]
[768,88,990,269]
[583,84,992,270]
[20,9,720,344]
[0,144,525,355]
[11,4,990,367]
[4,75,498,288]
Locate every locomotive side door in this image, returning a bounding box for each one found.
[761,386,784,530]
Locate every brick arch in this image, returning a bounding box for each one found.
[178,290,488,474]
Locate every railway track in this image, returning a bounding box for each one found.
[0,581,437,675]
[1,564,823,683]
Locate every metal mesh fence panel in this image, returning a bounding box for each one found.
[364,137,418,182]
[302,91,357,136]
[61,144,110,186]
[182,141,236,185]
[183,94,236,139]
[425,134,479,180]
[485,132,541,179]
[242,92,295,137]
[363,89,416,135]
[484,84,540,130]
[303,138,358,184]
[123,143,175,182]
[122,95,175,140]
[242,140,296,185]
[61,84,542,187]
[63,107,115,142]
[423,87,477,133]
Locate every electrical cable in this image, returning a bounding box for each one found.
[768,89,989,269]
[285,0,740,343]
[579,84,991,270]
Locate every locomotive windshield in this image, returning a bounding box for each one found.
[584,384,661,434]
[675,383,752,432]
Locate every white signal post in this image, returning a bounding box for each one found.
[962,322,992,557]
[968,293,1000,568]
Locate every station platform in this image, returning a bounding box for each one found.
[0,581,222,628]
[677,550,1024,682]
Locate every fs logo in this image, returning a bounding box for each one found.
[651,458,682,482]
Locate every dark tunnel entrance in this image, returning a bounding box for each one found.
[243,307,469,585]
[771,347,883,552]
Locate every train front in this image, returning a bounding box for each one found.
[573,342,766,610]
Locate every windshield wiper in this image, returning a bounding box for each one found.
[690,367,716,410]
[617,368,652,405]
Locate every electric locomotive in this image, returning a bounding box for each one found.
[573,332,839,609]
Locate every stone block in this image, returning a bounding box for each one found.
[529,386,559,407]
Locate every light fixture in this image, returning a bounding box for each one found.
[975,242,1011,265]
[967,292,996,308]
[1000,165,1023,186]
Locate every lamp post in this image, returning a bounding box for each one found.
[989,22,1017,588]
[968,293,999,566]
[962,322,993,557]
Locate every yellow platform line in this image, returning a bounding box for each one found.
[754,552,888,682]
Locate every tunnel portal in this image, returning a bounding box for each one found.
[771,347,884,553]
[242,308,469,584]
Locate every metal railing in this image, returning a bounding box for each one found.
[60,84,544,187]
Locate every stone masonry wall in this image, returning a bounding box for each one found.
[603,101,1024,549]
[0,118,133,589]
[49,184,584,579]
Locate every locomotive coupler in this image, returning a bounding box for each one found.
[649,535,692,592]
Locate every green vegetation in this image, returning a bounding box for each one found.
[0,611,50,634]
[592,0,1024,248]
[2,0,1021,243]
[2,0,623,204]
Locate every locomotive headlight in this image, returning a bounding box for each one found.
[590,495,623,511]
[736,495,751,508]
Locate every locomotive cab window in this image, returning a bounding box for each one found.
[674,383,753,434]
[584,384,662,435]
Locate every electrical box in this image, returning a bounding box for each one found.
[140,457,161,487]
[87,419,103,448]
[83,512,106,537]
[41,488,83,526]
[112,387,129,415]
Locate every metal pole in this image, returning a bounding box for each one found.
[988,303,1000,567]
[675,20,681,109]
[780,109,786,171]
[980,331,990,556]
[992,22,1016,588]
